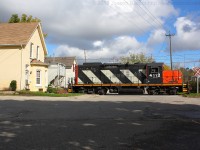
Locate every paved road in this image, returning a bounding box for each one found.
[0,95,200,150]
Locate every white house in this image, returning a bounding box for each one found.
[45,57,76,88]
[47,63,66,87]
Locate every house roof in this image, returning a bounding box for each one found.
[31,59,48,66]
[45,57,76,67]
[0,22,47,54]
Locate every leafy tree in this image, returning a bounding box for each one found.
[31,17,41,22]
[25,15,41,23]
[8,14,47,38]
[179,67,194,83]
[120,52,154,64]
[163,64,171,70]
[8,14,41,23]
[27,15,33,22]
[21,14,27,22]
[8,14,20,23]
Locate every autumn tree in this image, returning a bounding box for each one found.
[120,52,155,64]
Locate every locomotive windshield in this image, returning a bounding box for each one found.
[151,68,159,73]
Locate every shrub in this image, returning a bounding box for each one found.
[10,80,17,91]
[57,88,68,94]
[189,81,200,93]
[47,86,58,93]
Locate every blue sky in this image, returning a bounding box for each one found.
[1,0,200,68]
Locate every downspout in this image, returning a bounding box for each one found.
[65,66,67,88]
[20,44,23,91]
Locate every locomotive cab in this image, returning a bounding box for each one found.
[146,63,163,84]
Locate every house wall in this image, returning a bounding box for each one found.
[0,47,22,90]
[29,65,48,91]
[23,27,47,91]
[48,64,59,84]
[0,25,48,91]
[66,60,76,86]
[48,63,66,87]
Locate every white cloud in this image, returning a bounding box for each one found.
[0,0,182,59]
[107,36,145,55]
[93,41,103,47]
[173,17,200,51]
[0,0,177,42]
[55,35,147,62]
[147,29,166,47]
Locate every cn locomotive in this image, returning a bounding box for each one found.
[71,62,188,95]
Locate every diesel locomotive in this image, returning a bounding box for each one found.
[71,62,188,95]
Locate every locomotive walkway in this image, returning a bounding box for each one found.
[0,95,200,149]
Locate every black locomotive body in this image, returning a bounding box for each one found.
[73,62,186,95]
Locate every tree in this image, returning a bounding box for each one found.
[8,14,47,38]
[27,15,32,22]
[179,67,194,83]
[120,52,155,64]
[24,15,41,23]
[8,14,41,23]
[8,14,20,23]
[21,14,27,23]
[163,64,171,70]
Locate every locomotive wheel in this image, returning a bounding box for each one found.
[169,89,177,95]
[98,89,107,95]
[148,89,159,95]
[148,90,154,95]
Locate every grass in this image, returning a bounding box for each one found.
[18,91,84,97]
[181,93,200,98]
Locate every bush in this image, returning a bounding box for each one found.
[57,88,68,94]
[10,80,17,91]
[47,86,58,93]
[189,81,200,93]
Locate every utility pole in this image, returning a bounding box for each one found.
[84,49,87,63]
[166,31,175,70]
[53,53,55,63]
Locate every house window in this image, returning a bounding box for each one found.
[36,46,40,60]
[36,70,41,85]
[30,43,33,58]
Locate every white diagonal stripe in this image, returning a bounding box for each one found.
[82,70,101,83]
[101,70,121,83]
[120,70,141,83]
[78,78,84,84]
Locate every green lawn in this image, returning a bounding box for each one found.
[18,91,83,97]
[182,93,200,98]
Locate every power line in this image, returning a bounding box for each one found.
[134,0,163,28]
[122,0,160,30]
[135,0,172,32]
[106,2,147,34]
[133,1,200,6]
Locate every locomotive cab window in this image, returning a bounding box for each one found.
[151,68,158,73]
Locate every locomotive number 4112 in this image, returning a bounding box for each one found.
[149,73,160,78]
